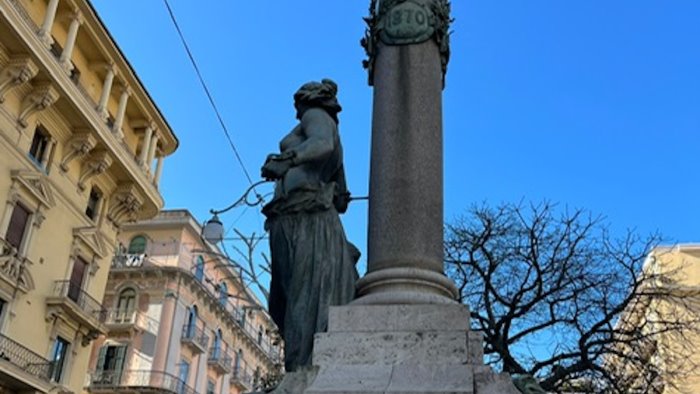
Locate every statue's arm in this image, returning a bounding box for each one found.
[288,108,335,164]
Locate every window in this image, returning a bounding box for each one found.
[234,349,242,374]
[95,344,126,374]
[68,257,88,303]
[127,236,147,254]
[28,127,50,168]
[49,39,63,58]
[178,360,190,393]
[257,326,264,346]
[85,187,102,220]
[194,256,205,281]
[218,282,228,306]
[49,337,69,383]
[115,288,136,322]
[69,65,80,84]
[212,329,222,358]
[185,306,198,338]
[5,203,30,250]
[206,379,216,394]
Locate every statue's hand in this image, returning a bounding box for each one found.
[261,159,291,180]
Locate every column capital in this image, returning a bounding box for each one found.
[90,61,117,75]
[61,9,84,25]
[117,83,132,97]
[361,0,453,87]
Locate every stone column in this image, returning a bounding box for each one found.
[152,290,178,373]
[96,64,116,119]
[146,135,158,173]
[138,124,153,166]
[38,0,60,46]
[154,156,164,186]
[59,11,83,71]
[112,85,131,137]
[355,0,457,305]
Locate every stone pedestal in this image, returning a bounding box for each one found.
[303,304,519,394]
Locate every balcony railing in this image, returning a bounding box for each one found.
[230,364,255,390]
[207,347,233,374]
[0,334,53,381]
[111,253,148,268]
[104,309,159,333]
[49,280,107,323]
[88,369,196,394]
[180,323,208,354]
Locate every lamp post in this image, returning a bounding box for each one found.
[201,180,270,245]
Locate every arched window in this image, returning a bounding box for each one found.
[234,349,243,374]
[127,236,147,254]
[212,329,222,357]
[115,288,136,323]
[194,256,205,281]
[218,282,228,306]
[257,326,264,345]
[186,305,198,338]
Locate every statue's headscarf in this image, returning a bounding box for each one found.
[294,79,342,123]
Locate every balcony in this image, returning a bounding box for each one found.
[45,280,107,335]
[0,334,53,393]
[104,309,159,334]
[111,253,148,268]
[87,370,196,394]
[207,347,232,375]
[180,324,208,354]
[230,365,254,391]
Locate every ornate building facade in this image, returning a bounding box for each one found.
[0,0,177,392]
[85,210,281,394]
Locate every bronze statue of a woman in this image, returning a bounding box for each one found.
[262,79,358,372]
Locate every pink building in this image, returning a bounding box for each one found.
[85,210,281,394]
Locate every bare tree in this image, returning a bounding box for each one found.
[444,201,700,393]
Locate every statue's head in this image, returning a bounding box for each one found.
[294,79,342,123]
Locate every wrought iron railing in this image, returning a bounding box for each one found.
[207,347,233,370]
[52,280,107,322]
[0,334,53,381]
[88,369,196,394]
[230,364,255,389]
[180,323,209,350]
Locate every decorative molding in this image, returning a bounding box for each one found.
[60,131,97,172]
[72,226,110,260]
[361,0,452,87]
[0,56,39,103]
[78,150,113,191]
[10,169,56,209]
[107,183,144,225]
[17,82,59,127]
[0,238,35,293]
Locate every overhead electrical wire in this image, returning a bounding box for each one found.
[162,0,255,186]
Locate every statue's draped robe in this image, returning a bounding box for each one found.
[263,108,358,372]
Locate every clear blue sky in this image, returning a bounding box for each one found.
[92,1,700,274]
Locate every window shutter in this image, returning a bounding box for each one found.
[6,204,30,249]
[114,346,126,372]
[95,346,108,372]
[113,345,127,385]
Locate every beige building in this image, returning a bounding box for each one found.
[85,210,281,394]
[612,245,700,394]
[0,0,177,392]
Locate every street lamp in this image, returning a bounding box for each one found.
[202,180,270,244]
